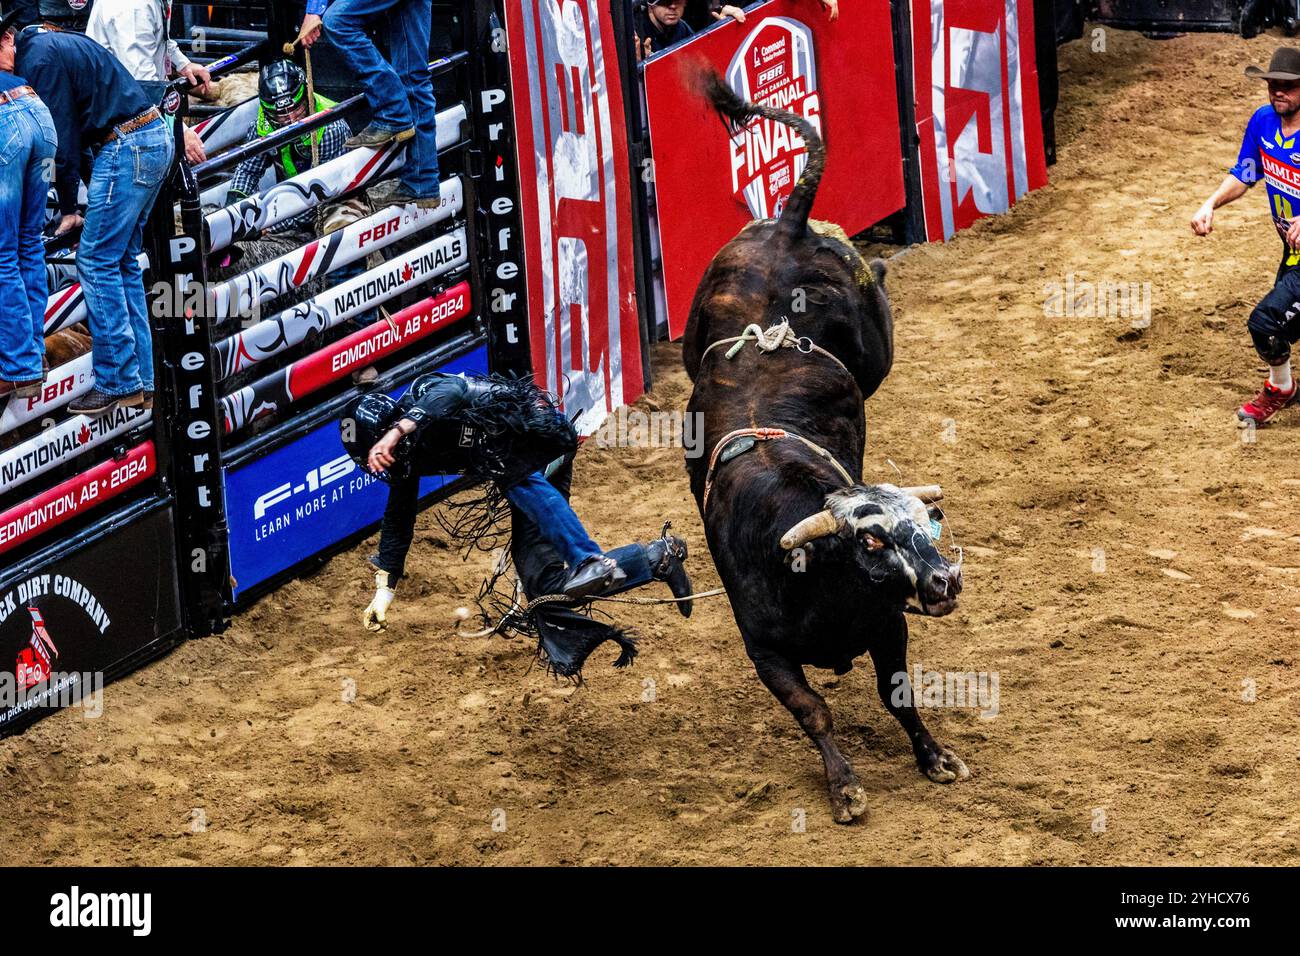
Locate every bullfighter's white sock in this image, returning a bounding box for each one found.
[1270,362,1294,391]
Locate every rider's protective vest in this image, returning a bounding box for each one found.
[255,92,338,179]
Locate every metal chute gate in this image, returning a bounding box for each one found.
[0,0,527,734]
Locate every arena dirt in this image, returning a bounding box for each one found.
[3,28,1299,865]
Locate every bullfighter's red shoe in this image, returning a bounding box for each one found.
[1238,380,1299,426]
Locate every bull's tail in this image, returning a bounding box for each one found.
[702,70,824,239]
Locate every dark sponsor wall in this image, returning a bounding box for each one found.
[0,503,183,734]
[470,3,531,376]
[1038,0,1062,166]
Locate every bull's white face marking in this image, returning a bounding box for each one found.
[828,484,931,549]
[826,484,955,613]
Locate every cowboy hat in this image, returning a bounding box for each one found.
[1245,46,1300,80]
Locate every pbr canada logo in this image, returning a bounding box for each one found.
[724,16,822,220]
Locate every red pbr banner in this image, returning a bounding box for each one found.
[0,442,156,555]
[220,282,472,435]
[911,0,1048,241]
[503,0,644,436]
[293,283,472,396]
[644,0,905,338]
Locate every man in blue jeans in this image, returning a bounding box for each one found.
[340,374,693,668]
[0,6,56,399]
[16,21,174,415]
[295,0,440,208]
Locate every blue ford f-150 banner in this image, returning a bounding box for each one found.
[223,346,489,601]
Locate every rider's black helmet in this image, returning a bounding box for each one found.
[341,393,411,483]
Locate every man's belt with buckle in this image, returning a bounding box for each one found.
[101,107,162,146]
[0,85,36,107]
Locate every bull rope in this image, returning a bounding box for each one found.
[697,317,860,511]
[699,316,852,378]
[305,47,320,170]
[694,321,966,577]
[701,426,853,513]
[456,578,726,640]
[460,324,855,639]
[282,38,320,168]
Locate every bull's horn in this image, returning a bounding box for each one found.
[899,485,943,503]
[780,509,841,550]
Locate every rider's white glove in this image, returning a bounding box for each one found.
[363,569,396,631]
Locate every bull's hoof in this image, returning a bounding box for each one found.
[919,746,971,784]
[828,778,869,824]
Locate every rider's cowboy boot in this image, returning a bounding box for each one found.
[645,526,692,618]
[562,554,627,600]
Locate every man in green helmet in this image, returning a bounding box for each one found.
[214,57,377,382]
[217,58,354,279]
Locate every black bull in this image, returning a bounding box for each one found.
[682,76,969,823]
